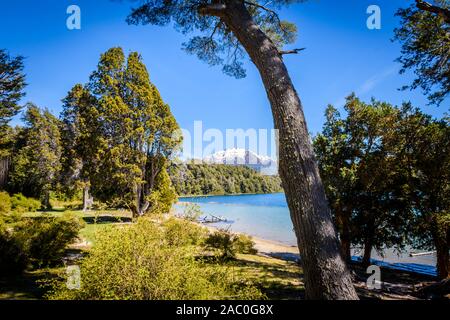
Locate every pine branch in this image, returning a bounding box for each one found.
[279,48,306,55]
[416,0,450,23]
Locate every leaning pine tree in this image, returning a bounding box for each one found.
[124,0,358,299]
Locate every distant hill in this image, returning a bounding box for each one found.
[203,148,277,175]
[169,162,283,196]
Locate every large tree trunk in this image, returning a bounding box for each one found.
[336,206,352,263]
[362,238,373,267]
[132,182,150,218]
[0,156,10,190]
[205,0,358,299]
[82,185,92,212]
[434,234,450,279]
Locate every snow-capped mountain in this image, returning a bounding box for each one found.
[203,149,277,174]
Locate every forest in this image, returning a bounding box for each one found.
[169,163,283,196]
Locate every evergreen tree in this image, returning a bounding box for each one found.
[60,84,103,210]
[401,110,450,279]
[0,49,26,127]
[315,95,415,265]
[0,49,26,190]
[394,0,450,105]
[9,104,62,209]
[89,48,182,216]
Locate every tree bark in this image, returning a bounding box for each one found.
[435,234,450,279]
[43,190,51,211]
[416,0,450,23]
[82,185,91,212]
[205,0,358,299]
[0,157,10,190]
[336,206,352,263]
[340,234,352,264]
[362,238,373,267]
[133,182,150,218]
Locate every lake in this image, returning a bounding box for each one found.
[177,193,438,276]
[178,193,297,246]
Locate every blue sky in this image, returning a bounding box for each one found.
[1,0,448,157]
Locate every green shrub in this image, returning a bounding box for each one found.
[11,193,41,213]
[0,192,12,215]
[14,214,84,268]
[0,218,28,274]
[182,203,203,221]
[234,234,258,255]
[204,229,237,261]
[163,217,208,246]
[204,230,257,261]
[47,218,263,300]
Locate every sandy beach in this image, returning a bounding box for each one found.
[199,222,300,262]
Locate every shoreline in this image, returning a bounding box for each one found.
[178,192,284,199]
[196,220,300,261]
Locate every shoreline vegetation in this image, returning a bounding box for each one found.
[0,196,448,300]
[178,192,284,199]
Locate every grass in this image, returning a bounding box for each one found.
[231,254,304,300]
[1,206,306,300]
[0,268,61,300]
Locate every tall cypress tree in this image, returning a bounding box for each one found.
[89,48,182,216]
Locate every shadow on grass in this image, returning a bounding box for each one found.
[0,269,58,300]
[198,254,305,300]
[82,216,133,225]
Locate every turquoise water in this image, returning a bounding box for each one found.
[178,193,297,246]
[178,193,438,276]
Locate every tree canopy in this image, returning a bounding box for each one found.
[126,0,304,78]
[0,49,26,127]
[394,0,450,105]
[314,94,450,278]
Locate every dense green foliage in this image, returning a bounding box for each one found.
[0,192,41,218]
[394,0,450,105]
[47,218,263,300]
[0,214,83,273]
[2,48,182,216]
[0,218,28,274]
[86,48,182,216]
[170,163,283,196]
[8,105,62,209]
[0,49,26,127]
[204,229,257,261]
[314,94,450,278]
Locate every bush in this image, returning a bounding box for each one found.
[234,234,258,255]
[163,217,208,247]
[47,218,263,300]
[14,214,84,268]
[182,203,203,221]
[204,230,257,261]
[0,218,28,274]
[0,192,12,215]
[11,193,41,213]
